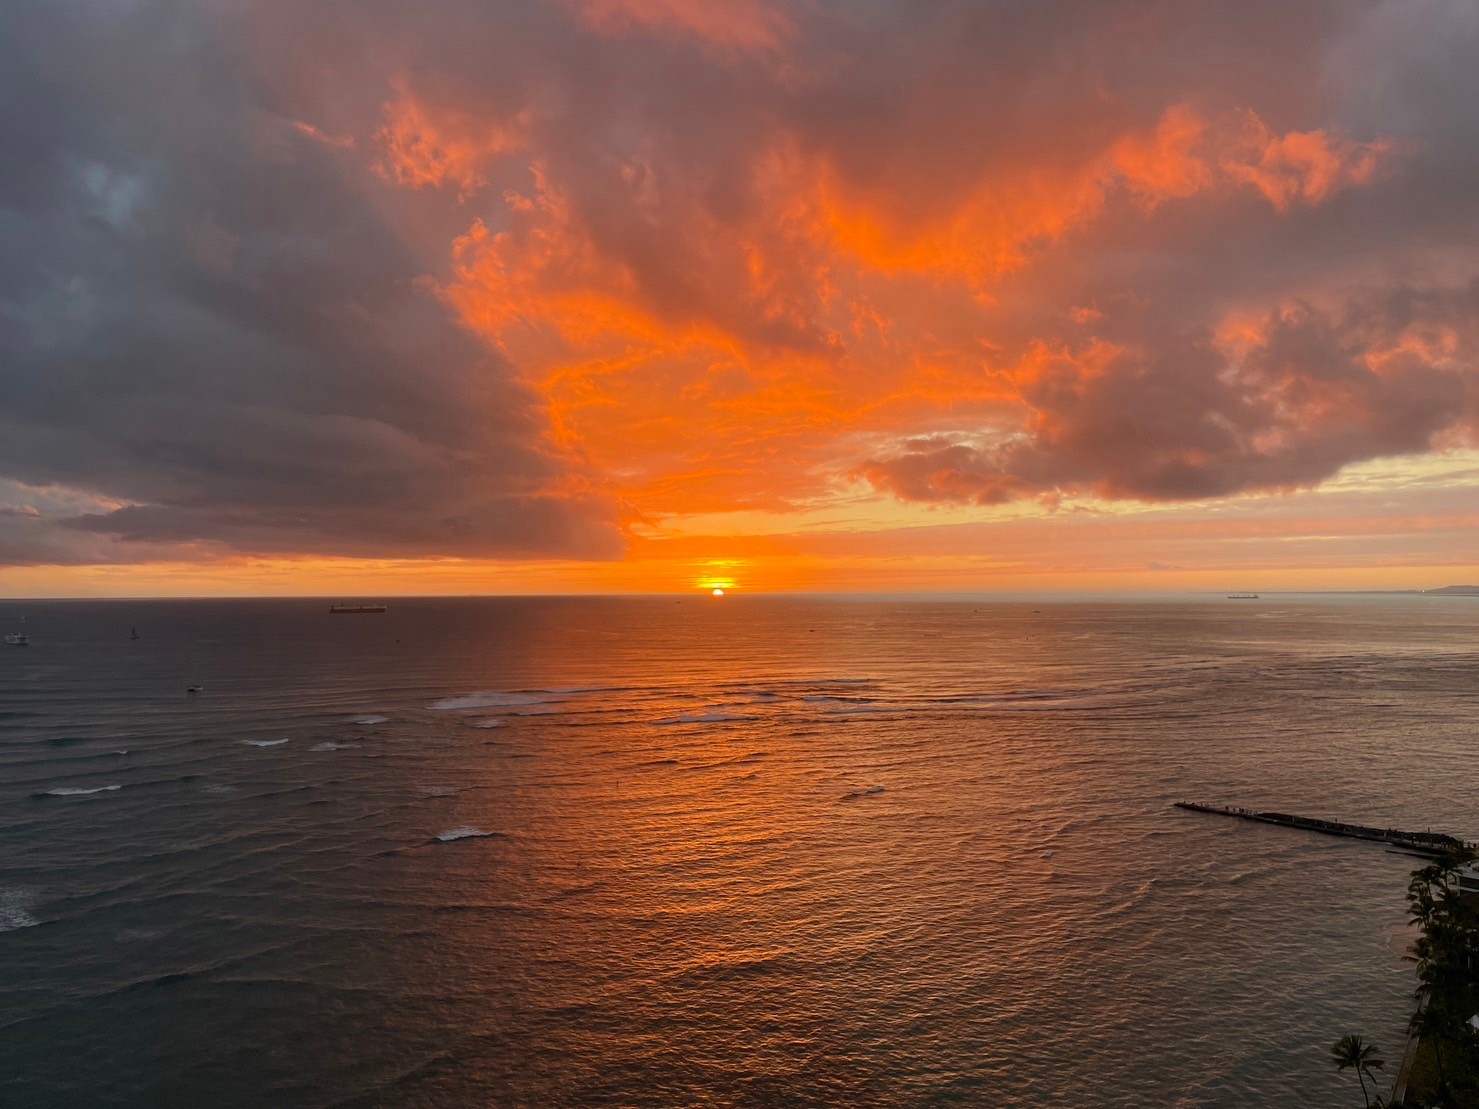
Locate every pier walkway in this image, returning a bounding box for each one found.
[1173,802,1477,857]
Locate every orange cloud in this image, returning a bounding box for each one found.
[1220,112,1392,209]
[292,120,356,149]
[417,96,1408,531]
[1114,105,1392,212]
[374,79,526,197]
[571,0,793,50]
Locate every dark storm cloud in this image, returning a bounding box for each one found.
[0,0,622,565]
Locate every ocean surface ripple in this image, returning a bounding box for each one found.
[1,595,1474,1107]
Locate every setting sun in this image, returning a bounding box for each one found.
[711,587,725,597]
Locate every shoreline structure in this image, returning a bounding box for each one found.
[1176,801,1478,1102]
[1172,801,1477,857]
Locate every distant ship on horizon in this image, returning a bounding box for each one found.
[1227,592,1259,600]
[329,603,387,614]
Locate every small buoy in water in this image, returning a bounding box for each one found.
[187,685,203,694]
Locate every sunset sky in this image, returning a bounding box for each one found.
[2,0,1477,595]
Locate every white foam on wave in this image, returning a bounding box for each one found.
[0,888,40,932]
[655,711,758,725]
[428,691,557,711]
[350,714,389,725]
[471,718,504,729]
[436,826,499,842]
[45,785,123,796]
[311,742,347,752]
[244,738,291,747]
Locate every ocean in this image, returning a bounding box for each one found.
[1,595,1473,1107]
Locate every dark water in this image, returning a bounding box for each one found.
[1,595,1474,1107]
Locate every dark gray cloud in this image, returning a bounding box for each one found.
[0,0,622,565]
[865,281,1479,505]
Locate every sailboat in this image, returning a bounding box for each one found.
[130,627,140,641]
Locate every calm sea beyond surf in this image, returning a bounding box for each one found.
[2,595,1475,1107]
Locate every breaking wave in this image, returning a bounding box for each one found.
[0,888,40,932]
[429,692,559,711]
[435,827,502,843]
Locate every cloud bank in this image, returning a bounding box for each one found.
[2,0,1477,573]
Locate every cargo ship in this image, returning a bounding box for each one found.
[329,603,387,614]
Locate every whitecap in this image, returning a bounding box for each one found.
[436,826,500,842]
[471,718,504,729]
[0,889,40,932]
[244,738,290,748]
[350,714,389,725]
[311,742,347,752]
[428,692,555,711]
[45,785,122,796]
[117,927,166,942]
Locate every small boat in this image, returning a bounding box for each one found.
[130,627,140,641]
[329,603,387,614]
[4,631,28,646]
[186,685,203,694]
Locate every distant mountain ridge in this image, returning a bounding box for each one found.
[1425,585,1479,595]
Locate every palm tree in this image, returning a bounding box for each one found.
[1332,1034,1385,1108]
[1408,1003,1450,1091]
